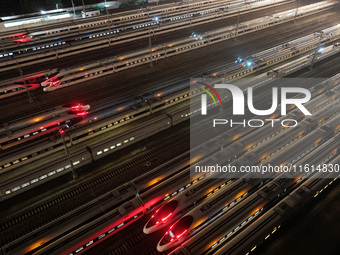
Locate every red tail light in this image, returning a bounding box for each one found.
[71,104,82,110]
[76,111,88,116]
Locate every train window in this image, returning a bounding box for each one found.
[48,171,56,176]
[11,186,20,192]
[117,143,122,147]
[76,247,84,253]
[110,145,115,149]
[40,174,47,180]
[31,178,39,184]
[21,182,30,188]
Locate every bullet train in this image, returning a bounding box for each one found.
[154,176,260,250]
[0,104,90,150]
[0,32,27,41]
[0,83,40,99]
[165,177,297,253]
[0,69,58,99]
[143,177,236,234]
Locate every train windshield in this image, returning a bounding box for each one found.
[146,200,178,228]
[160,216,193,245]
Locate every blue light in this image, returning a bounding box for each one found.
[246,61,252,67]
[318,47,324,53]
[235,57,243,63]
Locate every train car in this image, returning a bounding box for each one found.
[0,104,90,150]
[2,11,71,28]
[0,69,58,99]
[0,83,39,100]
[212,195,300,255]
[89,114,171,161]
[0,32,27,41]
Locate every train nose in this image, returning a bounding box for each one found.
[143,213,170,234]
[156,239,170,252]
[144,200,179,234]
[83,104,90,110]
[156,243,166,252]
[143,224,153,234]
